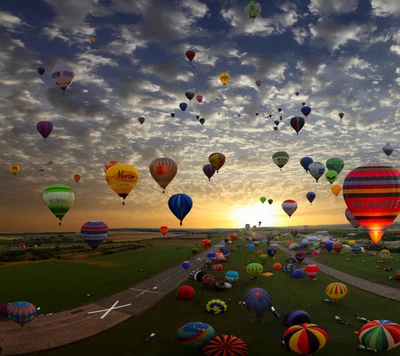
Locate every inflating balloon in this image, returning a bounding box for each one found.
[326,282,347,302]
[343,164,400,243]
[7,301,37,327]
[358,320,400,352]
[203,335,247,356]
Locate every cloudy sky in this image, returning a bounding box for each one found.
[0,0,399,232]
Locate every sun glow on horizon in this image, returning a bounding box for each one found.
[230,204,281,228]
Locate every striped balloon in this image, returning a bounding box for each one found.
[290,116,305,135]
[36,121,54,141]
[176,322,215,350]
[43,184,75,225]
[209,152,226,172]
[203,164,216,181]
[203,335,248,356]
[326,282,348,302]
[246,263,263,278]
[80,221,108,250]
[168,193,193,226]
[283,323,328,355]
[282,200,298,217]
[7,301,37,327]
[272,151,290,170]
[359,320,400,351]
[343,164,400,243]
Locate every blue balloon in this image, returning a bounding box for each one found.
[266,247,277,257]
[168,193,193,226]
[306,192,316,204]
[325,241,333,253]
[37,66,45,75]
[292,269,306,278]
[179,102,187,111]
[207,252,216,260]
[199,118,205,125]
[247,243,255,251]
[182,261,190,269]
[300,157,313,173]
[301,106,312,117]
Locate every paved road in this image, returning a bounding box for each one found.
[277,244,400,302]
[0,241,224,355]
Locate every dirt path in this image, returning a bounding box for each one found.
[276,244,400,302]
[0,241,224,355]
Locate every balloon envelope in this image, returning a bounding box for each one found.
[105,163,139,204]
[300,157,313,173]
[37,121,54,140]
[81,221,108,250]
[209,153,226,172]
[168,193,193,226]
[7,301,37,327]
[51,63,75,92]
[149,157,178,193]
[282,200,297,217]
[43,184,75,225]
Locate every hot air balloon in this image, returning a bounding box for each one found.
[266,247,277,257]
[343,164,400,243]
[305,264,319,280]
[39,169,45,177]
[37,66,45,75]
[295,252,306,263]
[300,157,313,173]
[185,50,196,62]
[284,310,311,327]
[260,196,266,204]
[380,249,391,261]
[7,301,37,327]
[73,174,81,183]
[196,95,203,103]
[185,90,195,101]
[291,229,299,238]
[345,208,360,228]
[301,106,312,117]
[268,199,273,205]
[149,157,178,193]
[203,164,216,181]
[179,102,187,111]
[202,239,212,249]
[89,37,95,44]
[308,162,325,182]
[338,112,344,119]
[105,163,139,205]
[256,80,262,87]
[245,0,262,22]
[203,335,247,356]
[199,118,205,125]
[246,263,263,279]
[182,261,190,270]
[160,226,169,236]
[176,322,215,350]
[325,170,338,185]
[206,299,227,315]
[219,72,230,85]
[332,241,343,253]
[138,116,145,125]
[272,151,290,171]
[171,113,175,117]
[326,282,347,303]
[51,63,75,93]
[326,158,344,175]
[358,320,400,352]
[382,143,393,156]
[290,116,305,135]
[209,152,226,173]
[81,221,108,250]
[104,161,119,173]
[43,184,75,225]
[244,288,271,320]
[283,324,328,355]
[282,200,297,218]
[36,121,54,141]
[168,193,193,226]
[306,192,316,204]
[9,165,20,175]
[295,92,300,96]
[331,185,341,196]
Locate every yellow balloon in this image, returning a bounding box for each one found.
[105,163,139,205]
[331,185,341,196]
[219,72,230,85]
[9,165,20,175]
[348,239,356,247]
[89,37,96,44]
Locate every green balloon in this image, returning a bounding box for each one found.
[326,158,344,174]
[260,196,266,204]
[245,1,261,21]
[325,170,338,185]
[43,184,75,225]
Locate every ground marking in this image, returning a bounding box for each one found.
[87,301,132,319]
[129,288,165,297]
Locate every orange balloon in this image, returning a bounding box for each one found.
[149,157,178,193]
[160,226,168,236]
[74,174,81,183]
[202,239,212,250]
[331,185,341,196]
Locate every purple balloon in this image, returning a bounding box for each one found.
[203,164,216,181]
[244,288,272,319]
[256,80,262,87]
[284,310,310,326]
[295,252,306,263]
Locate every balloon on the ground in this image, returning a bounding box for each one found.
[246,263,263,279]
[105,163,139,205]
[343,164,400,243]
[332,241,343,253]
[182,261,190,269]
[7,301,37,327]
[81,221,108,250]
[177,285,195,300]
[206,299,227,315]
[305,265,319,280]
[202,239,212,249]
[284,310,311,327]
[292,269,306,278]
[149,157,178,193]
[283,323,328,355]
[176,322,215,349]
[295,252,306,263]
[43,184,75,225]
[358,320,400,352]
[202,274,215,288]
[244,288,272,320]
[326,282,348,302]
[267,247,277,257]
[202,335,248,356]
[225,270,239,283]
[380,249,391,261]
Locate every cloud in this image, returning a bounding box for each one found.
[0,11,23,29]
[371,0,400,16]
[309,0,359,14]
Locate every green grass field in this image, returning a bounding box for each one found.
[41,241,400,356]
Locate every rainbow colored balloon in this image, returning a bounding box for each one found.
[283,323,328,355]
[176,322,215,350]
[359,320,400,352]
[343,164,400,243]
[7,301,37,327]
